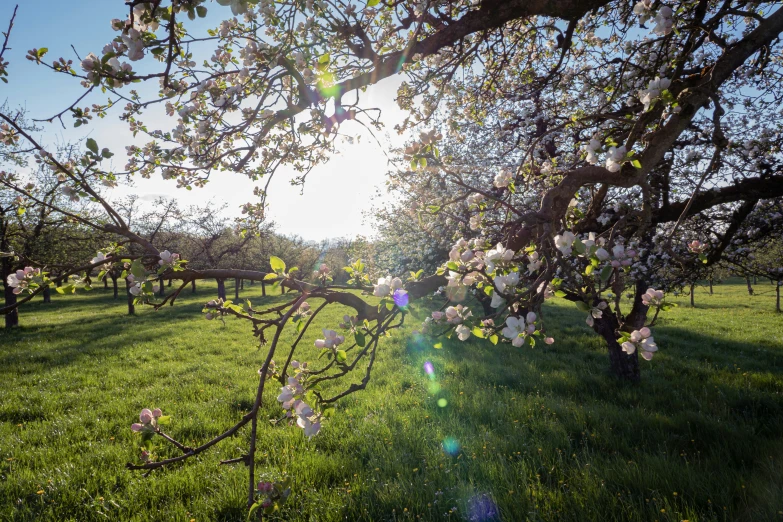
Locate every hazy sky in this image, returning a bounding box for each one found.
[0,1,407,241]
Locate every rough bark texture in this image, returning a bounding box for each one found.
[126,280,135,316]
[217,279,226,300]
[593,313,640,383]
[42,286,51,303]
[746,276,754,295]
[191,280,196,293]
[4,284,18,328]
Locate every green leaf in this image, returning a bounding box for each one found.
[433,342,443,349]
[264,273,278,280]
[631,159,642,169]
[367,0,380,5]
[269,256,286,273]
[86,138,99,154]
[130,260,145,279]
[196,5,207,17]
[446,261,459,271]
[585,264,594,276]
[355,332,366,347]
[471,327,485,338]
[600,265,613,282]
[156,415,171,426]
[575,301,590,312]
[336,350,347,363]
[554,290,567,298]
[573,238,586,255]
[489,334,499,345]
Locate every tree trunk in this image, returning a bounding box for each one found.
[126,280,135,316]
[191,279,196,293]
[168,279,172,287]
[746,276,754,295]
[754,276,758,285]
[217,278,227,300]
[776,283,781,313]
[690,283,695,307]
[42,286,51,303]
[158,277,166,297]
[593,314,640,382]
[241,279,245,289]
[261,281,266,296]
[104,278,109,290]
[56,278,62,288]
[235,278,240,300]
[709,279,713,295]
[249,279,254,286]
[4,283,19,328]
[111,275,119,299]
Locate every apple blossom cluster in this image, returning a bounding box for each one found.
[605,145,628,173]
[633,1,675,36]
[314,329,345,349]
[493,168,513,188]
[204,298,226,320]
[251,477,292,517]
[130,407,163,433]
[637,77,672,111]
[502,312,539,347]
[312,263,332,285]
[276,361,321,438]
[621,327,658,360]
[291,301,311,322]
[688,240,708,254]
[641,288,665,307]
[5,267,42,295]
[585,301,608,327]
[158,250,180,267]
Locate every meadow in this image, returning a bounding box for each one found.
[0,279,782,521]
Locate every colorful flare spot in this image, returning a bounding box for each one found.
[393,289,409,307]
[437,398,448,408]
[428,382,441,394]
[423,361,434,376]
[443,437,460,456]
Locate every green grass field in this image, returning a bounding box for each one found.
[1,279,782,521]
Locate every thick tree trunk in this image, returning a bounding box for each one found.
[191,279,196,293]
[261,281,266,296]
[158,278,166,297]
[42,286,51,303]
[126,280,135,316]
[235,278,240,300]
[746,276,754,295]
[690,283,695,307]
[594,314,640,383]
[168,279,172,287]
[4,284,18,328]
[241,279,245,290]
[111,275,119,299]
[709,279,713,295]
[217,278,227,300]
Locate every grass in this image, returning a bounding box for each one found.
[0,278,782,521]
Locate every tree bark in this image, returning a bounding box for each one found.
[709,279,713,295]
[168,279,172,287]
[126,280,135,316]
[217,278,227,300]
[690,282,695,307]
[158,277,166,297]
[241,279,245,290]
[746,276,754,295]
[235,278,240,300]
[111,274,119,299]
[776,283,780,313]
[593,313,640,383]
[261,281,266,296]
[42,286,51,303]
[4,283,18,328]
[191,279,196,293]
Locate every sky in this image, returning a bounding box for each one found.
[0,1,407,241]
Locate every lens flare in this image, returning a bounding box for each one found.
[423,361,434,376]
[393,289,409,307]
[468,494,500,521]
[442,437,460,456]
[428,382,441,394]
[437,398,448,408]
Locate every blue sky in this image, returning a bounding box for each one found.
[1,1,405,241]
